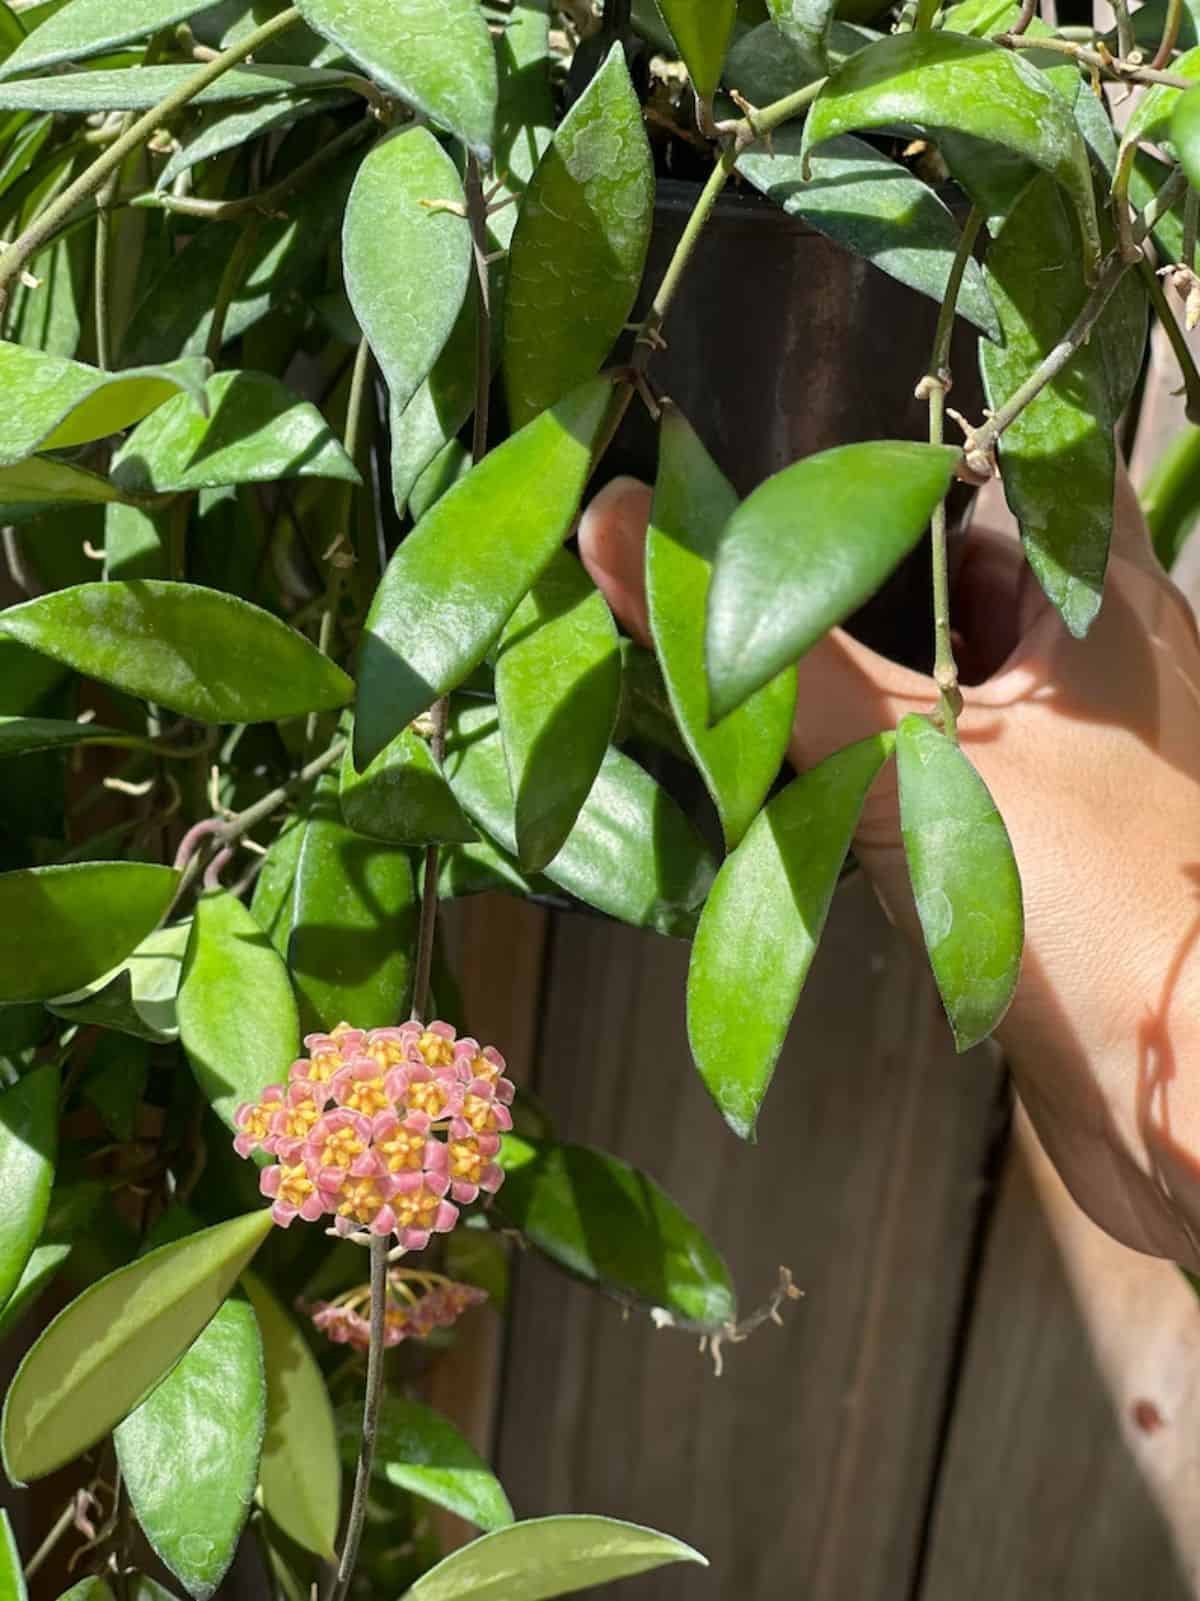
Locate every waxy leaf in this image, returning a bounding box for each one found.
[243,1273,340,1561]
[289,772,416,1030]
[0,1061,57,1309]
[647,410,795,850]
[0,862,177,1003]
[0,582,353,724]
[0,344,208,465]
[57,1585,115,1601]
[0,0,221,79]
[0,1182,106,1345]
[496,551,622,872]
[111,370,357,495]
[980,177,1116,637]
[0,715,165,759]
[688,735,892,1138]
[706,442,959,719]
[1173,86,1200,193]
[444,703,715,938]
[498,1136,735,1327]
[0,1510,24,1601]
[0,456,127,509]
[340,726,475,846]
[405,1515,706,1601]
[766,0,836,62]
[655,0,737,98]
[47,921,190,1043]
[355,376,613,768]
[390,294,479,515]
[503,46,652,429]
[438,838,547,902]
[737,128,999,338]
[155,92,353,190]
[1122,45,1200,155]
[296,0,497,159]
[344,126,472,418]
[251,814,306,957]
[800,33,1102,275]
[1,1210,273,1483]
[337,1395,514,1532]
[0,64,347,112]
[896,715,1023,1051]
[115,1298,265,1601]
[179,890,299,1132]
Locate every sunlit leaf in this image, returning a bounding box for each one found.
[0,1508,24,1601]
[0,0,229,79]
[655,0,737,98]
[0,1061,57,1309]
[0,64,348,112]
[155,92,353,190]
[47,920,190,1043]
[0,456,128,510]
[340,725,475,847]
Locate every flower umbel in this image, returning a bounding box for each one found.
[306,1271,488,1352]
[236,1020,514,1253]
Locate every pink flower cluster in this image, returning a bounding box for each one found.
[307,1274,487,1351]
[233,1020,514,1251]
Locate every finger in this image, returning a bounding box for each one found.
[578,475,652,646]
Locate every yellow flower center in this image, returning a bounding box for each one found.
[407,1078,451,1117]
[278,1163,315,1209]
[319,1126,365,1169]
[417,1030,454,1067]
[461,1093,499,1134]
[280,1102,319,1140]
[379,1126,425,1173]
[394,1185,440,1228]
[341,1075,390,1117]
[338,1178,385,1224]
[449,1139,483,1181]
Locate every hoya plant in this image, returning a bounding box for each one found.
[0,0,1196,1594]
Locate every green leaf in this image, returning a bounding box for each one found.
[296,0,497,159]
[0,1181,105,1344]
[647,409,795,850]
[706,441,959,720]
[1141,422,1200,568]
[495,550,621,872]
[0,1061,57,1310]
[1122,44,1200,156]
[896,715,1023,1051]
[340,725,475,847]
[979,176,1115,637]
[251,814,306,956]
[0,582,353,724]
[404,1515,706,1601]
[498,1136,735,1327]
[0,456,128,509]
[0,0,225,79]
[0,344,209,466]
[1173,86,1200,193]
[503,45,652,429]
[437,838,547,902]
[737,128,999,338]
[355,375,613,768]
[344,126,472,418]
[155,91,353,190]
[288,772,417,1031]
[444,703,715,938]
[0,862,177,1003]
[179,889,300,1132]
[242,1272,340,1561]
[1,1510,25,1601]
[0,714,167,759]
[56,1585,116,1601]
[115,1298,265,1601]
[1,1210,273,1484]
[390,293,479,516]
[336,1395,514,1532]
[0,63,348,112]
[687,735,891,1138]
[110,370,358,495]
[79,1035,147,1142]
[655,0,737,98]
[47,920,190,1043]
[766,0,835,62]
[799,33,1102,276]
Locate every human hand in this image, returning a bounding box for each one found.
[580,467,1200,1269]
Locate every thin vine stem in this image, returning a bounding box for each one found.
[0,7,302,314]
[1139,254,1200,421]
[326,1237,388,1601]
[148,118,373,222]
[205,218,262,363]
[996,31,1194,87]
[1152,0,1184,68]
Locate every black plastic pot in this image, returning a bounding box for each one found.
[604,179,985,671]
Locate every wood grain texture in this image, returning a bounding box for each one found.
[495,877,1007,1599]
[919,1109,1200,1600]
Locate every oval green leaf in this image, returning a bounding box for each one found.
[110,370,358,495]
[1,1509,24,1601]
[687,734,892,1138]
[706,441,959,720]
[1173,85,1200,192]
[655,0,737,98]
[0,582,353,724]
[288,771,417,1031]
[0,0,224,80]
[0,715,167,759]
[344,126,472,418]
[179,889,300,1131]
[0,1181,106,1345]
[115,1297,265,1601]
[498,1135,735,1328]
[57,1584,116,1601]
[242,1272,340,1561]
[766,0,836,62]
[445,702,715,938]
[405,1515,706,1601]
[647,408,795,850]
[340,725,475,847]
[355,375,613,769]
[296,0,497,159]
[895,715,1023,1051]
[155,91,353,191]
[251,814,307,957]
[390,292,479,516]
[0,456,127,509]
[0,64,348,113]
[799,33,1101,276]
[336,1395,514,1532]
[47,920,191,1043]
[503,45,652,429]
[0,862,177,1003]
[1,1210,273,1484]
[495,550,622,872]
[0,1060,57,1309]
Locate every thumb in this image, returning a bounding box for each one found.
[578,475,927,774]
